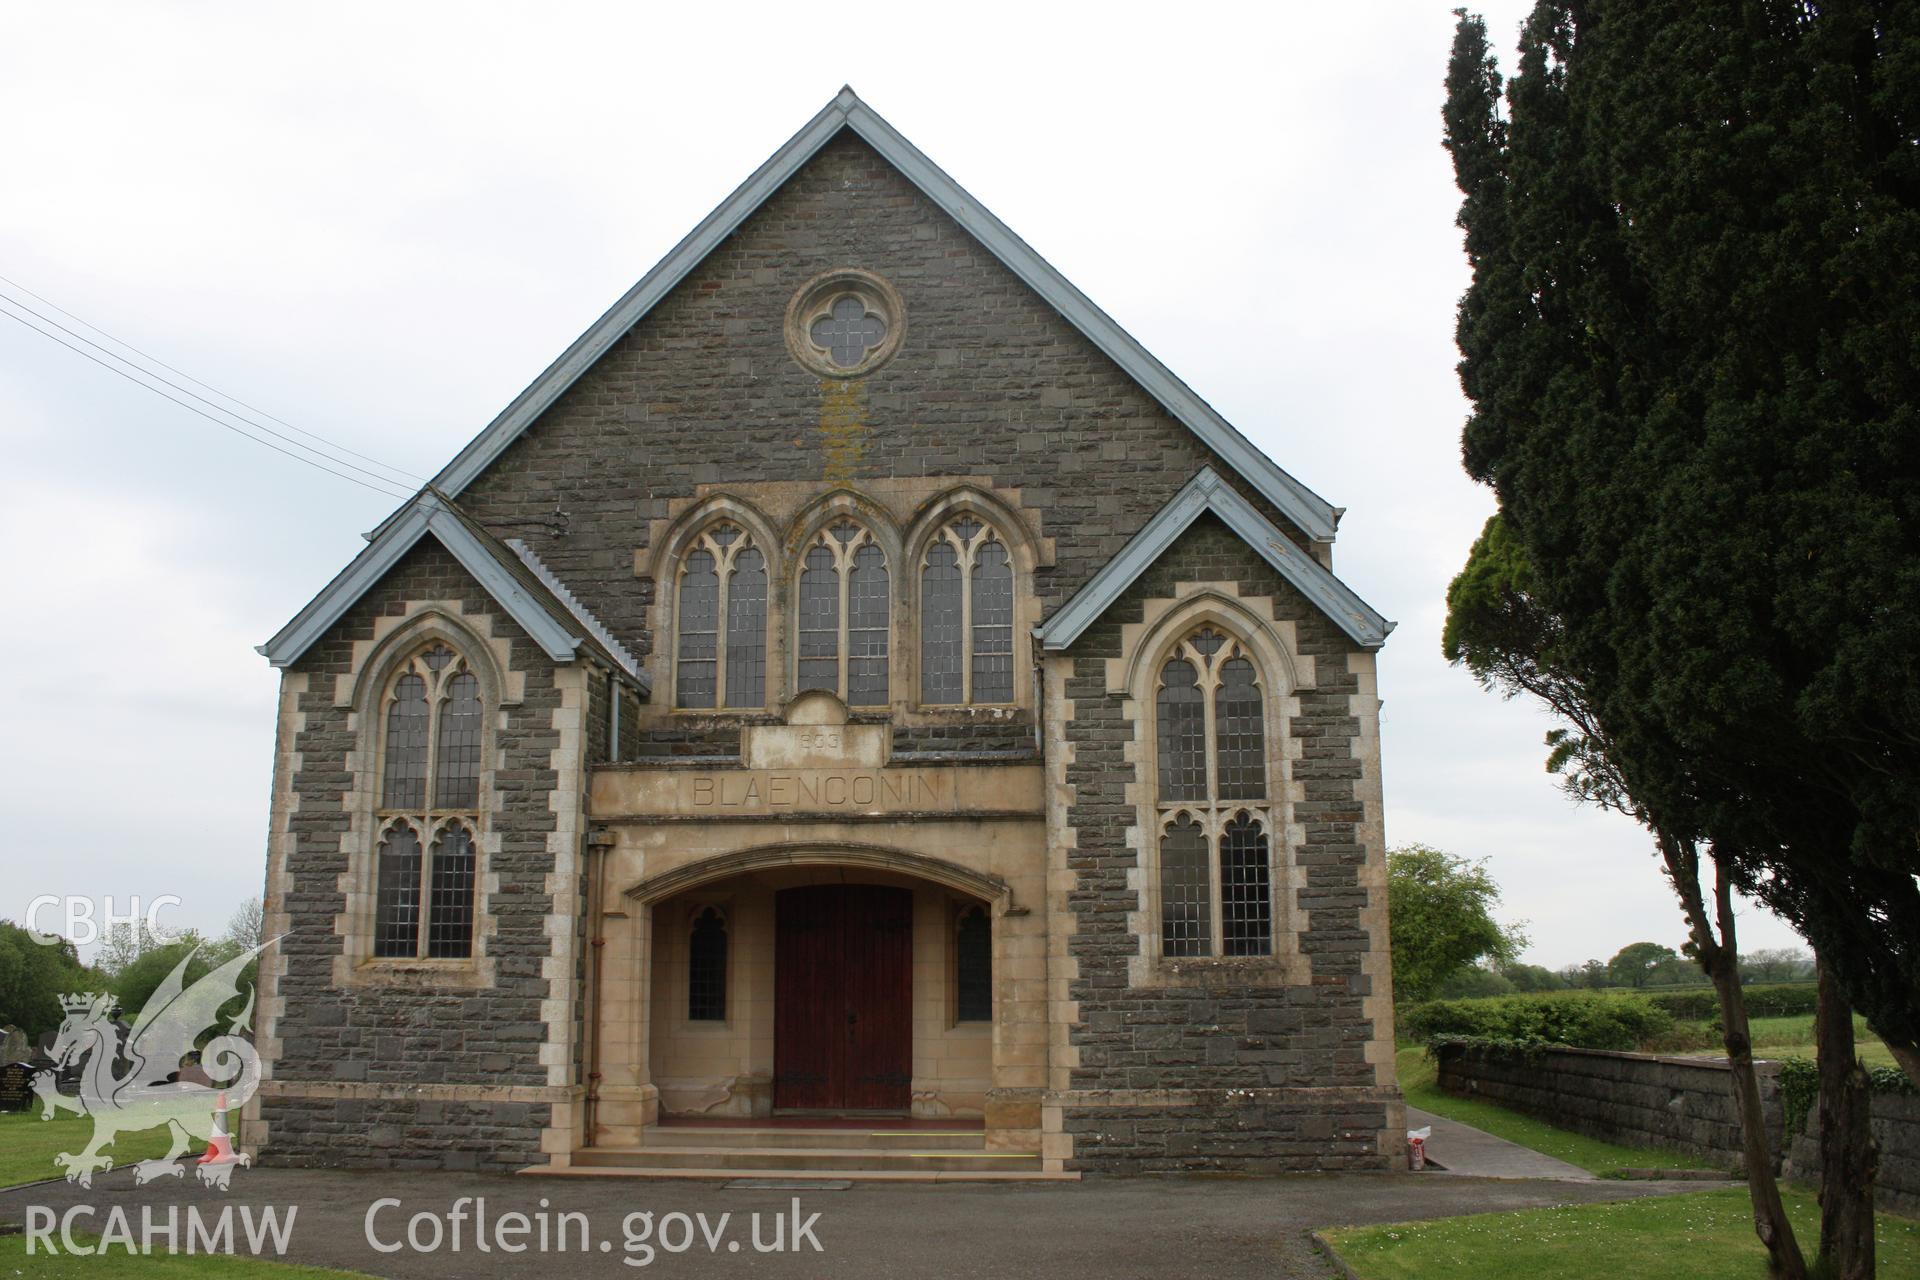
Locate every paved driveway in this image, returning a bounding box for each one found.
[2,1165,1728,1278]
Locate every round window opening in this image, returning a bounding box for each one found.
[785,269,905,378]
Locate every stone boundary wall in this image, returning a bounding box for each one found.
[1434,1043,1776,1169]
[1784,1088,1920,1218]
[1436,1043,1919,1213]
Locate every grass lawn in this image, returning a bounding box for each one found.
[0,1109,173,1189]
[1396,1047,1714,1176]
[1675,1014,1900,1070]
[1321,1186,1920,1280]
[5,1233,367,1278]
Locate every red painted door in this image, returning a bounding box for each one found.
[774,884,912,1112]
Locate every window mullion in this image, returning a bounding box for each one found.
[418,688,439,958]
[714,546,732,708]
[958,543,974,704]
[1202,670,1223,956]
[836,547,851,699]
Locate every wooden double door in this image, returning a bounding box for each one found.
[773,884,912,1113]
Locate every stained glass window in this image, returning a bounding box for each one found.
[797,544,839,694]
[374,644,485,961]
[426,823,476,959]
[1157,659,1207,801]
[676,525,767,710]
[1215,657,1265,800]
[726,548,767,707]
[920,518,1017,705]
[971,540,1014,704]
[921,541,964,704]
[809,295,887,368]
[675,549,719,709]
[381,674,429,810]
[955,906,992,1022]
[848,543,890,705]
[1220,813,1272,957]
[434,673,482,809]
[1160,815,1211,958]
[1153,628,1277,958]
[688,908,728,1021]
[796,522,889,705]
[373,824,422,958]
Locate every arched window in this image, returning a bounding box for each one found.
[675,523,768,709]
[688,907,728,1021]
[920,516,1015,705]
[794,519,889,706]
[1154,627,1273,958]
[373,643,484,959]
[954,904,992,1023]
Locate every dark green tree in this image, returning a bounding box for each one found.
[1445,0,1920,1092]
[0,922,102,1041]
[1446,6,1920,1268]
[1387,843,1527,1003]
[1608,942,1680,989]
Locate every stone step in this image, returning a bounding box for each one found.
[644,1126,987,1151]
[575,1145,1041,1174]
[527,1164,1079,1183]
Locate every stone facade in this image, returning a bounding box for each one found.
[248,94,1399,1176]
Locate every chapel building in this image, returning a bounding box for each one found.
[245,89,1403,1177]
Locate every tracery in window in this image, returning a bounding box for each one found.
[794,519,889,706]
[919,516,1016,705]
[373,643,483,960]
[675,523,768,709]
[1154,627,1274,958]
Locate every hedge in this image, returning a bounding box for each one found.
[1644,983,1818,1021]
[1402,991,1675,1051]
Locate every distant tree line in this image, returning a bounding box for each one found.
[0,900,263,1046]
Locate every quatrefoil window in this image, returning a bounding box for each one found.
[785,269,905,378]
[810,296,887,368]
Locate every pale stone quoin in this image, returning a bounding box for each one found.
[247,88,1400,1177]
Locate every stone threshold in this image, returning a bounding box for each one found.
[518,1165,1080,1183]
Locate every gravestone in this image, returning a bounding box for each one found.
[0,1025,25,1065]
[0,1061,31,1112]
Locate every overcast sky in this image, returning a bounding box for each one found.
[0,2,1805,968]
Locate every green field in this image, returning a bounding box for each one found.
[1322,1186,1920,1280]
[1678,1014,1900,1070]
[1396,1047,1713,1176]
[0,1109,172,1189]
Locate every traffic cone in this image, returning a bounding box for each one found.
[200,1092,238,1165]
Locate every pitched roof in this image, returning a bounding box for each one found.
[365,86,1340,546]
[257,492,648,688]
[1036,466,1394,652]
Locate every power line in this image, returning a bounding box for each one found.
[0,285,424,490]
[0,271,426,485]
[0,300,414,501]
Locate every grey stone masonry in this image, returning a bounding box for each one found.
[1059,515,1392,1173]
[1436,1043,1776,1169]
[268,540,579,1170]
[450,132,1314,760]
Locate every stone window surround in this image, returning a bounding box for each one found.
[647,485,1042,721]
[1107,584,1313,990]
[783,267,907,380]
[330,605,517,992]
